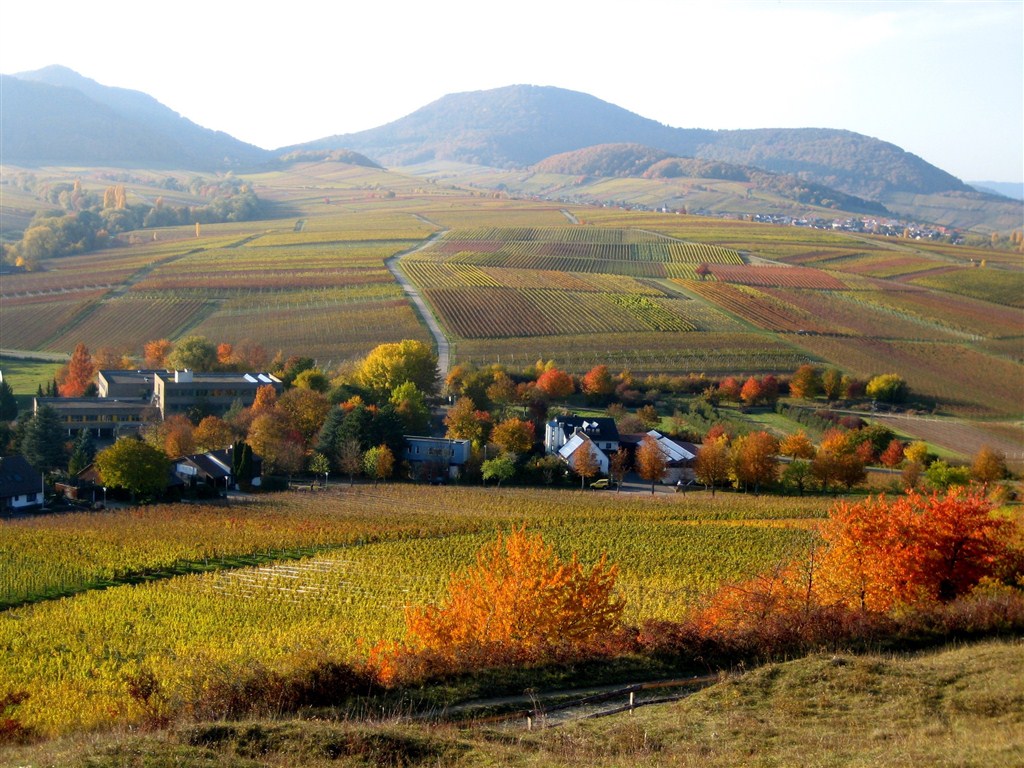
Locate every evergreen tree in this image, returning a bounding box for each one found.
[0,380,17,421]
[231,440,254,488]
[21,405,66,471]
[68,430,96,476]
[314,407,347,465]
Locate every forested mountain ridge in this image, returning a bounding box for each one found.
[533,143,889,215]
[297,84,972,200]
[3,66,271,169]
[3,71,1016,230]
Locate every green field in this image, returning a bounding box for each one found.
[0,355,65,407]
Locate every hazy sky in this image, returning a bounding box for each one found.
[1,0,1021,182]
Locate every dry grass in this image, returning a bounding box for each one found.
[4,639,1020,767]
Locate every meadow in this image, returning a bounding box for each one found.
[0,487,827,736]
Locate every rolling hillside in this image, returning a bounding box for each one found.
[531,143,890,215]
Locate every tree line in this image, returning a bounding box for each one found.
[1,337,1010,504]
[3,176,263,269]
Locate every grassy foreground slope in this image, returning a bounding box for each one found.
[5,639,1021,767]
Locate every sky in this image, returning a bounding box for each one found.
[1,0,1021,182]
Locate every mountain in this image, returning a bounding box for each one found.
[294,84,972,201]
[2,66,271,169]
[969,181,1024,201]
[533,143,889,215]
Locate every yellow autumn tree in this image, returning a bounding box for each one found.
[370,527,624,684]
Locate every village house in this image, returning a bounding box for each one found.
[0,455,44,513]
[403,436,471,481]
[557,430,610,475]
[544,416,620,454]
[545,416,620,476]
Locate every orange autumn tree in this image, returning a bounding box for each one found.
[370,527,624,684]
[58,342,96,397]
[535,367,575,399]
[143,339,173,369]
[700,488,1015,634]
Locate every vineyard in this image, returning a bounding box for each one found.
[0,294,105,350]
[400,225,773,364]
[706,264,848,290]
[1,165,1020,421]
[453,331,810,375]
[425,288,697,338]
[190,298,429,362]
[45,297,211,353]
[0,487,828,736]
[679,281,816,333]
[912,266,1024,308]
[791,335,1024,418]
[760,287,974,341]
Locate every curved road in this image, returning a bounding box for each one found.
[384,228,451,382]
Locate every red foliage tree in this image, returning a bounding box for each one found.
[717,376,742,402]
[58,343,95,397]
[636,434,668,494]
[739,376,763,407]
[580,364,615,400]
[819,489,1011,610]
[491,417,534,455]
[731,430,780,493]
[789,364,822,400]
[536,368,575,399]
[143,339,172,369]
[879,439,905,469]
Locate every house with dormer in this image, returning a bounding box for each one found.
[545,416,620,455]
[545,415,620,476]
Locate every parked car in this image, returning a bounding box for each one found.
[589,478,611,489]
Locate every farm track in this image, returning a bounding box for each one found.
[425,674,724,729]
[105,233,265,300]
[11,233,272,353]
[385,225,452,379]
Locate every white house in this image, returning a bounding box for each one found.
[557,432,610,476]
[545,416,620,455]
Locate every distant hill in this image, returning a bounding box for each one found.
[969,181,1024,201]
[296,84,971,201]
[2,66,272,169]
[277,148,383,168]
[534,143,889,215]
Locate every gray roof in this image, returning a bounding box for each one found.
[0,455,42,498]
[550,416,620,443]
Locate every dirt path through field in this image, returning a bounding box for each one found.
[384,225,451,380]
